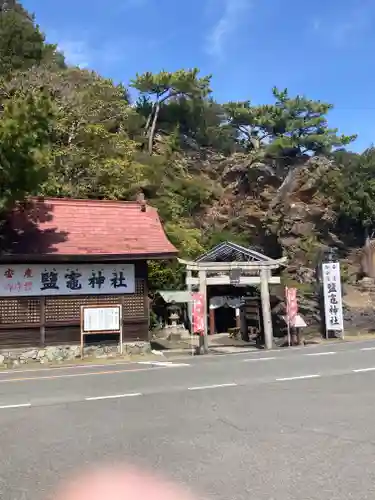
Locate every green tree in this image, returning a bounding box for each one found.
[148,260,185,292]
[0,0,64,77]
[0,89,54,211]
[43,69,141,198]
[327,148,375,230]
[156,96,237,153]
[131,68,212,154]
[4,66,144,200]
[131,151,215,259]
[224,87,356,160]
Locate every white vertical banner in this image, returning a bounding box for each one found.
[322,262,344,332]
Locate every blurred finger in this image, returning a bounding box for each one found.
[53,465,197,500]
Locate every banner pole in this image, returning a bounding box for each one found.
[285,286,291,347]
[191,295,195,357]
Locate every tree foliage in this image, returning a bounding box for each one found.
[131,68,211,154]
[224,88,356,160]
[327,149,375,230]
[0,89,54,211]
[0,0,64,78]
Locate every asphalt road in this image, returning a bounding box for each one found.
[2,340,375,500]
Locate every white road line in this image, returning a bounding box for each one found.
[276,374,321,382]
[353,367,375,373]
[0,366,166,384]
[85,393,142,401]
[188,383,237,391]
[138,361,172,365]
[0,362,137,376]
[304,351,336,357]
[0,403,31,410]
[137,361,190,367]
[243,357,277,362]
[361,347,375,351]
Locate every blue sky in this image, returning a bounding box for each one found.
[23,0,375,151]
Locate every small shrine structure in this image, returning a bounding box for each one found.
[179,241,286,350]
[0,197,177,348]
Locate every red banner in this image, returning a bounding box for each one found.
[285,287,298,327]
[191,292,205,334]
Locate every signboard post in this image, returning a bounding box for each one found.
[322,262,344,339]
[285,287,298,347]
[80,304,123,359]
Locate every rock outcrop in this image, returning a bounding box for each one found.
[196,152,372,331]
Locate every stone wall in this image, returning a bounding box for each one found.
[0,341,151,368]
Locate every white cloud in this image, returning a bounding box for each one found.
[57,40,92,68]
[206,0,252,59]
[55,37,127,71]
[311,2,373,48]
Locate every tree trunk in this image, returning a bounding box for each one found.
[148,100,160,155]
[250,137,261,150]
[144,102,156,137]
[146,91,179,154]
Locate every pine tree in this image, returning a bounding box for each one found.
[0,0,64,77]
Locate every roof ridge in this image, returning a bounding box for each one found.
[29,197,155,208]
[195,240,273,262]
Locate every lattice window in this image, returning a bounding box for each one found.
[46,295,120,323]
[0,279,146,326]
[0,298,41,324]
[45,279,146,323]
[123,280,145,318]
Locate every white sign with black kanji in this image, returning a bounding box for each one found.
[322,262,344,331]
[0,263,135,297]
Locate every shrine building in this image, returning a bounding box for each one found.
[180,241,286,350]
[0,197,177,348]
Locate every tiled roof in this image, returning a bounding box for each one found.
[1,197,177,260]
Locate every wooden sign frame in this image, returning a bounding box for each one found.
[80,304,123,359]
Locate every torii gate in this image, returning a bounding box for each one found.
[178,241,286,351]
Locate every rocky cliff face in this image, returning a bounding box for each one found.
[202,154,339,267]
[195,151,373,332]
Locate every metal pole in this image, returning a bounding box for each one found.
[120,305,123,355]
[80,330,84,360]
[287,322,291,347]
[285,286,291,347]
[186,270,195,357]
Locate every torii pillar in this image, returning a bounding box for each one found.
[260,268,273,349]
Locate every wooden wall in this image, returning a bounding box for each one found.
[0,261,149,349]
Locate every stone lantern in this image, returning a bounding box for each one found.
[167,300,182,340]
